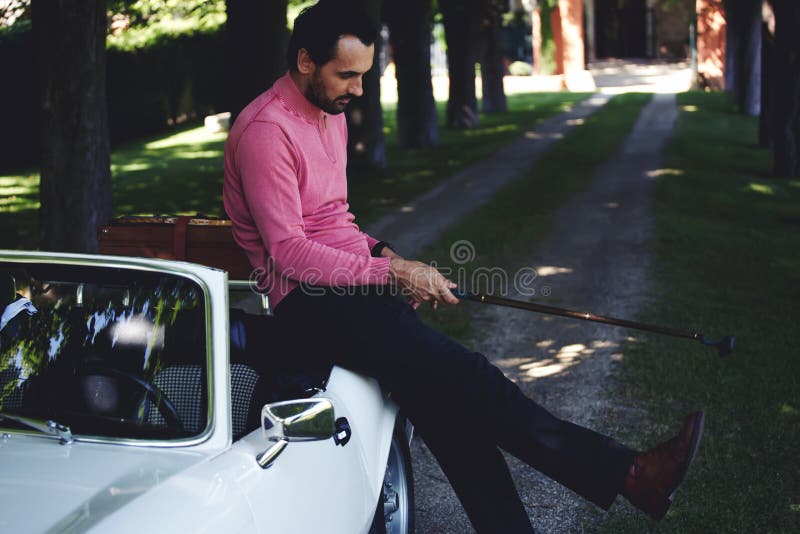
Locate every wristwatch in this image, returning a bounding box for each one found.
[370,241,396,258]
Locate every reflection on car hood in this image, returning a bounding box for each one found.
[0,434,208,532]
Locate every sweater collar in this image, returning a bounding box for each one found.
[274,72,324,123]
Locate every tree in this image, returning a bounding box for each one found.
[723,0,762,116]
[345,0,386,169]
[384,0,439,148]
[478,0,507,114]
[759,3,775,148]
[769,0,800,176]
[440,0,480,128]
[225,0,288,122]
[32,0,112,253]
[0,0,29,26]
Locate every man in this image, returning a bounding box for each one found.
[223,2,704,531]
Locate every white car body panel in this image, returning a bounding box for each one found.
[0,434,255,534]
[0,251,401,534]
[324,367,398,502]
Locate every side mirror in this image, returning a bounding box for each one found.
[256,398,335,469]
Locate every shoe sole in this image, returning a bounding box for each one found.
[668,410,705,502]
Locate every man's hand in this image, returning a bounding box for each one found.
[388,258,460,310]
[379,246,404,261]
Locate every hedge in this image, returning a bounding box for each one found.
[0,27,226,171]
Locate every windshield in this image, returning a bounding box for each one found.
[0,262,208,441]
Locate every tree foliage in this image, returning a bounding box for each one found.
[0,0,30,34]
[106,0,225,50]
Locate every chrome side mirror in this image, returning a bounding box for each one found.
[256,398,335,469]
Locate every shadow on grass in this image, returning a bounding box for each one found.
[111,126,229,216]
[0,210,38,249]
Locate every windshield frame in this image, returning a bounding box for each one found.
[0,251,218,448]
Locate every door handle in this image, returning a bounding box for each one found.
[333,417,351,446]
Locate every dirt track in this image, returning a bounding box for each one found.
[410,92,680,532]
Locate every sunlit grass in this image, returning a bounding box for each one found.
[462,124,519,136]
[144,127,227,150]
[109,123,228,216]
[745,182,775,196]
[0,174,39,209]
[0,172,39,248]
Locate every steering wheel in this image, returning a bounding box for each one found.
[78,364,184,432]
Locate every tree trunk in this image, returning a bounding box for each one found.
[479,0,507,114]
[738,0,761,116]
[725,0,762,115]
[345,0,386,169]
[770,0,800,177]
[385,0,439,149]
[723,0,738,94]
[441,0,479,128]
[531,7,543,75]
[759,15,775,148]
[225,0,287,122]
[346,29,387,169]
[32,0,112,253]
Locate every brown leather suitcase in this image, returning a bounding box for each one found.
[97,216,254,280]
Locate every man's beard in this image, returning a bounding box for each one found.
[306,70,353,115]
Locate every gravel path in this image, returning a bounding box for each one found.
[410,93,680,533]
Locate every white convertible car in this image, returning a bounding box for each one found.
[0,250,413,533]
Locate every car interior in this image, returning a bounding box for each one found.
[0,264,330,442]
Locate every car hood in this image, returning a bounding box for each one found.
[0,433,209,533]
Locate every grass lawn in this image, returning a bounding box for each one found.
[0,91,586,250]
[595,92,800,531]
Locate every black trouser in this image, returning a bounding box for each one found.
[274,285,635,533]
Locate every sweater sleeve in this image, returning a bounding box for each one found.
[235,121,391,286]
[362,232,380,251]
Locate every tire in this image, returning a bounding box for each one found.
[369,423,415,534]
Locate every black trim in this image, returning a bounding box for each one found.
[370,241,396,258]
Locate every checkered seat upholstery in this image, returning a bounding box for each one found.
[147,365,204,433]
[0,367,24,412]
[146,309,331,440]
[142,306,264,439]
[146,362,263,438]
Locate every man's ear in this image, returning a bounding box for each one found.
[297,48,315,75]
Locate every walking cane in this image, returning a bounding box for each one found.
[450,288,735,358]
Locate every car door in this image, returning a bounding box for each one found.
[224,286,398,534]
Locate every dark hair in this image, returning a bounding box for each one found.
[287,0,378,71]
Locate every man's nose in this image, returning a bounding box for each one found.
[349,79,364,97]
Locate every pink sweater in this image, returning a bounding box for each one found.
[223,72,391,309]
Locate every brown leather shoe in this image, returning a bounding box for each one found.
[622,411,705,520]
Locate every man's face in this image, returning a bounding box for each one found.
[305,35,374,115]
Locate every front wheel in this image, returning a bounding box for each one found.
[370,424,415,534]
